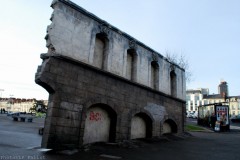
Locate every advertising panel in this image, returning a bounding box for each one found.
[215,105,229,125]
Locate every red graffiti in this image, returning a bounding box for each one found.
[89,111,102,121]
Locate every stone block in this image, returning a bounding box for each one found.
[73,104,83,112]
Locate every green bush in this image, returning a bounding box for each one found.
[35,112,46,118]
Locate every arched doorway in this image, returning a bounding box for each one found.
[83,104,117,144]
[130,112,152,139]
[162,119,178,134]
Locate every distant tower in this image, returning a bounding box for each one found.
[218,80,228,98]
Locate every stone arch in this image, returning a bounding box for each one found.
[162,119,178,134]
[170,70,177,97]
[151,61,159,90]
[82,103,117,144]
[93,33,109,70]
[130,112,153,139]
[126,49,138,81]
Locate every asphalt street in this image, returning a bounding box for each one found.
[0,114,240,160]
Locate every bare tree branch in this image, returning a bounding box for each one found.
[165,51,193,83]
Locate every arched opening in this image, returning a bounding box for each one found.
[130,112,152,139]
[162,119,178,134]
[151,61,159,90]
[170,71,177,97]
[93,33,109,70]
[83,104,117,144]
[126,49,137,81]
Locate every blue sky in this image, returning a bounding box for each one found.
[0,0,239,100]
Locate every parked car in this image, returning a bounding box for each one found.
[186,113,193,118]
[187,112,198,119]
[7,112,20,117]
[192,112,198,119]
[6,111,12,116]
[231,115,240,123]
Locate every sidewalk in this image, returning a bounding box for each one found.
[186,117,240,133]
[188,124,240,134]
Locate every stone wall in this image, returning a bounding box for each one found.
[36,54,185,149]
[35,0,186,150]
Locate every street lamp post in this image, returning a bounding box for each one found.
[9,94,14,112]
[0,89,4,98]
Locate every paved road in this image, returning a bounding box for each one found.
[0,114,240,160]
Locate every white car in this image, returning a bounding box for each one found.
[187,112,198,118]
[192,112,198,119]
[187,113,193,118]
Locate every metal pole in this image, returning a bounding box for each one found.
[9,94,14,112]
[0,89,4,98]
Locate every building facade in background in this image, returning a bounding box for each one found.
[186,80,240,117]
[186,88,209,113]
[0,98,47,113]
[227,96,240,116]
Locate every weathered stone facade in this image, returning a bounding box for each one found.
[35,0,186,150]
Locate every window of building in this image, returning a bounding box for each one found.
[195,96,199,101]
[203,100,207,105]
[93,33,109,69]
[126,49,137,81]
[151,61,159,90]
[170,71,177,97]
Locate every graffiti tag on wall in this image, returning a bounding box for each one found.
[89,111,102,121]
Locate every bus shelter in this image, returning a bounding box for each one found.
[198,103,230,132]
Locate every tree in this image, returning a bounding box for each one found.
[29,100,47,113]
[165,51,193,83]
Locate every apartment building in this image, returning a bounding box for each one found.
[186,88,209,113]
